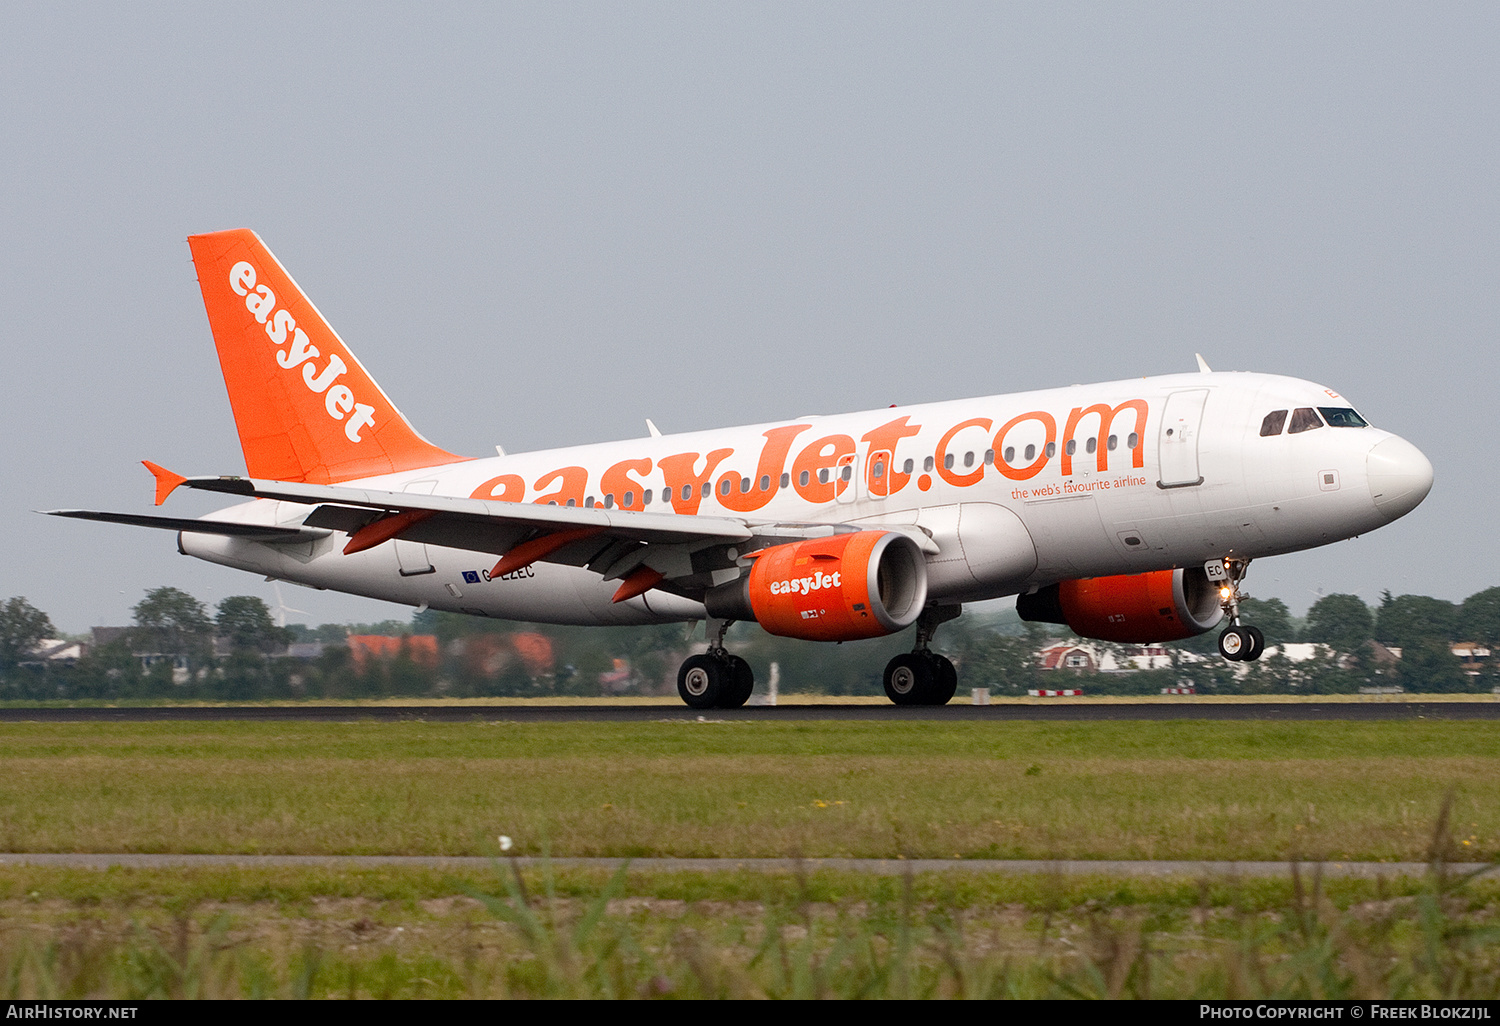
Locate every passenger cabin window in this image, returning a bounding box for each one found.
[1260,410,1289,436]
[1086,437,1097,454]
[1288,407,1324,434]
[902,459,914,475]
[781,473,790,488]
[923,456,934,473]
[1319,407,1369,428]
[1045,441,1057,458]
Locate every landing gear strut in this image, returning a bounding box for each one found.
[677,619,754,709]
[883,605,961,706]
[1211,558,1264,662]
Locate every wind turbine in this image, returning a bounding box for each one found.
[270,581,310,629]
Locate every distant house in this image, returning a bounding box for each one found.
[22,639,86,666]
[453,632,555,680]
[598,657,632,692]
[1121,645,1173,671]
[348,635,439,673]
[1038,643,1098,673]
[1036,642,1174,673]
[90,626,192,683]
[1452,643,1491,675]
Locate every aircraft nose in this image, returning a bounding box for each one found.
[1366,435,1433,522]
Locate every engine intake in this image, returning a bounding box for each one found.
[706,530,928,642]
[1017,567,1222,643]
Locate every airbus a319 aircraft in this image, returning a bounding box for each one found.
[51,230,1435,707]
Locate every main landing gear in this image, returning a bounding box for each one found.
[883,605,961,706]
[1211,558,1264,662]
[677,619,754,710]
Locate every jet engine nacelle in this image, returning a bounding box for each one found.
[1017,567,1223,643]
[705,530,928,642]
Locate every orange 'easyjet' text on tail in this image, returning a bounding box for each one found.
[188,229,468,484]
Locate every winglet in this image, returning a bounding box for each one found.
[1195,353,1212,373]
[142,461,187,506]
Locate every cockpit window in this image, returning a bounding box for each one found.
[1318,407,1368,428]
[1288,407,1324,434]
[1260,410,1288,436]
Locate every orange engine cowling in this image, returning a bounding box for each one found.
[705,531,928,642]
[1016,567,1223,643]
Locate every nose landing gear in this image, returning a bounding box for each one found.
[1210,558,1264,662]
[677,619,755,709]
[882,604,961,706]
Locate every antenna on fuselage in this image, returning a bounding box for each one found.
[1195,353,1213,373]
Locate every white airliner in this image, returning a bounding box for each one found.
[50,230,1434,707]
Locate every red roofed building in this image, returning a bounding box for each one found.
[1037,642,1098,673]
[348,635,439,673]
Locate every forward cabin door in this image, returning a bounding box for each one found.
[395,480,437,576]
[1157,389,1208,488]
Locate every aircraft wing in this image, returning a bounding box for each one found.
[162,473,913,602]
[54,467,938,604]
[175,474,758,545]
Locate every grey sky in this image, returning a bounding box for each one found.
[3,3,1494,633]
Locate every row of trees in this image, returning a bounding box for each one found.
[1,585,1496,700]
[1,590,287,672]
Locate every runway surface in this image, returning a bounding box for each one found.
[1,701,1497,722]
[0,853,1480,879]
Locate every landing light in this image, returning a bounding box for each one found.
[1219,587,1232,600]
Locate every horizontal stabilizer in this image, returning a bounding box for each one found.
[44,510,328,542]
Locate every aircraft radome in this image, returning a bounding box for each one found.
[49,230,1435,708]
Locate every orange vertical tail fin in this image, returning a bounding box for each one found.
[188,229,468,484]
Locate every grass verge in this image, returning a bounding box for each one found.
[2,721,1499,861]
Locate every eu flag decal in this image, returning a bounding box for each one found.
[461,571,481,584]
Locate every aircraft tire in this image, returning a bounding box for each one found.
[883,652,935,706]
[928,652,958,706]
[723,655,754,708]
[1244,626,1265,662]
[678,654,729,709]
[1218,626,1250,661]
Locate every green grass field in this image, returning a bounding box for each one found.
[3,718,1498,997]
[1,720,1497,861]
